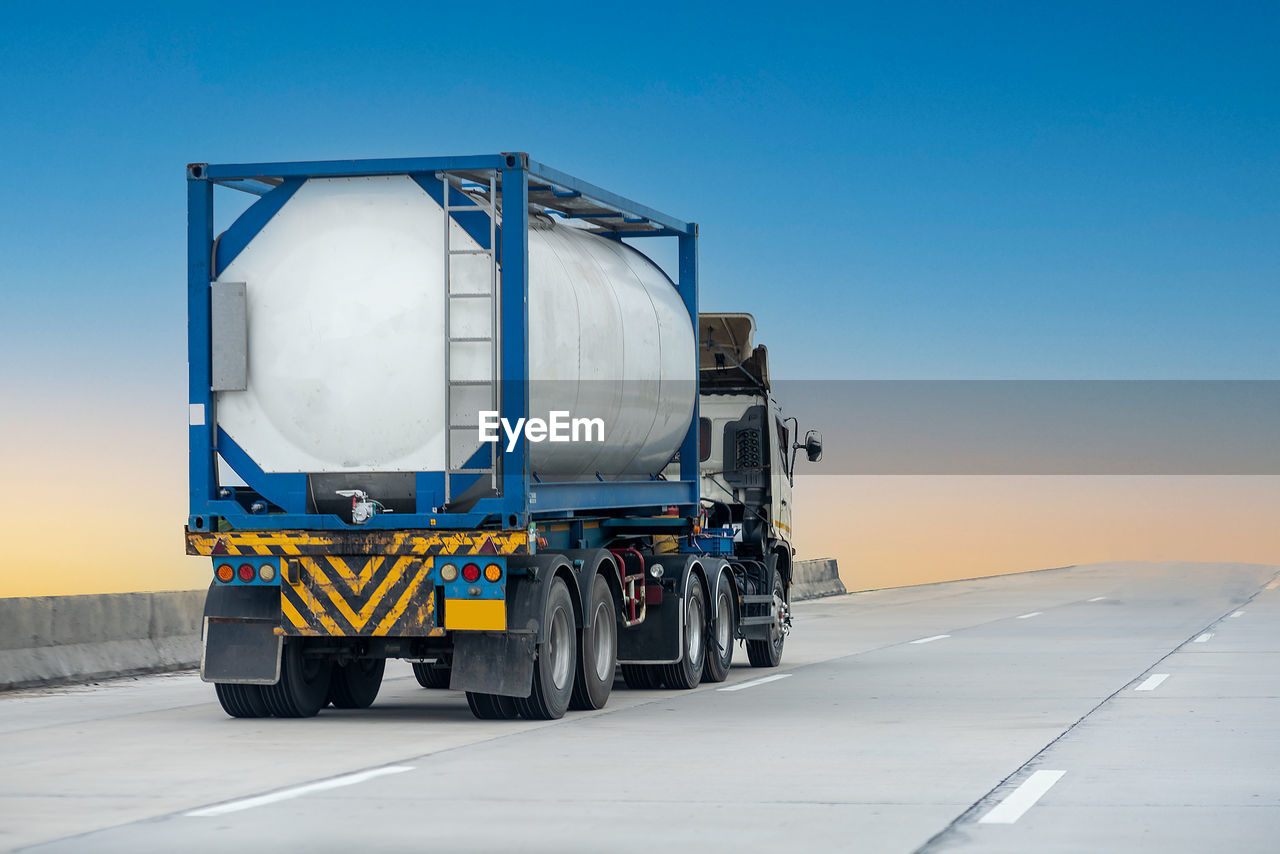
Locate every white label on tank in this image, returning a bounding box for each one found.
[189,403,205,426]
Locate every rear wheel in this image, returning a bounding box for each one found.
[214,683,246,717]
[328,658,385,709]
[239,684,271,717]
[412,659,451,689]
[620,664,663,689]
[746,571,788,668]
[215,683,271,718]
[466,691,520,720]
[515,577,576,720]
[570,580,617,710]
[662,577,707,689]
[703,573,735,683]
[263,641,331,717]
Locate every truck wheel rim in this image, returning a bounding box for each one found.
[715,590,732,655]
[548,606,572,691]
[687,593,704,665]
[771,577,787,650]
[592,600,615,681]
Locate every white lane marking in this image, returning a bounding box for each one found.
[978,770,1066,824]
[1194,633,1213,643]
[1231,611,1244,618]
[1016,612,1042,619]
[1088,596,1106,602]
[910,634,951,644]
[1135,674,1169,691]
[718,673,791,692]
[186,766,414,817]
[1266,579,1279,591]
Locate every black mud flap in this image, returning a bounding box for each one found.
[618,589,683,664]
[450,631,536,697]
[201,617,282,684]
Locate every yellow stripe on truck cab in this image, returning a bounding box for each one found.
[445,599,507,632]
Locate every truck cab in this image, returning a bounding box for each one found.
[688,313,822,589]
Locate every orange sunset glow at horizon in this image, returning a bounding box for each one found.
[3,388,1275,600]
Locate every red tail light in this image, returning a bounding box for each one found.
[462,562,481,582]
[238,564,255,582]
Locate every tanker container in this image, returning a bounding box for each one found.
[209,170,694,516]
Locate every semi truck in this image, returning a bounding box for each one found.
[185,153,822,720]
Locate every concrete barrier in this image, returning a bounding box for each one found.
[791,558,846,601]
[0,590,205,691]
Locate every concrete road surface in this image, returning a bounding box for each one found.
[2,560,1278,853]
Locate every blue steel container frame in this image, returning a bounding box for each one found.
[186,154,700,533]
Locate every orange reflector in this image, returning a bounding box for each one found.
[483,563,502,583]
[215,564,234,583]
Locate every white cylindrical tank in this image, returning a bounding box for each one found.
[214,175,695,480]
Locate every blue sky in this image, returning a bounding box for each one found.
[1,0,1276,396]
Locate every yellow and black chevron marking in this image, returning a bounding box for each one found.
[187,529,528,558]
[281,556,442,637]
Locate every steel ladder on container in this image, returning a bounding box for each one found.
[440,170,500,503]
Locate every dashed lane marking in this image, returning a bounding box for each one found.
[186,766,414,817]
[978,770,1067,824]
[910,634,951,644]
[1194,633,1213,643]
[1135,674,1169,692]
[1088,596,1107,602]
[1016,612,1042,619]
[718,674,792,692]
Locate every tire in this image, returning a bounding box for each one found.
[570,579,617,710]
[263,640,331,717]
[515,577,576,720]
[466,691,520,720]
[328,658,385,709]
[412,660,451,689]
[746,571,788,668]
[620,664,663,689]
[703,573,735,683]
[215,683,245,717]
[662,576,707,690]
[215,683,270,718]
[239,683,271,717]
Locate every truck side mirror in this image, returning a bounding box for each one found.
[803,430,823,463]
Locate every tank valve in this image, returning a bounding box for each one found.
[335,489,385,525]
